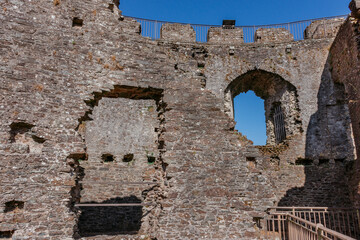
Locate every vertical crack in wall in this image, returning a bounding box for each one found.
[69,85,168,238]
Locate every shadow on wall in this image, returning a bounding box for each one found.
[76,196,143,238]
[278,56,355,207]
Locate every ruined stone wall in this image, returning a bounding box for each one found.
[0,0,356,239]
[203,37,355,163]
[255,28,293,43]
[77,97,161,237]
[305,18,345,39]
[161,24,196,42]
[330,16,360,207]
[207,27,244,44]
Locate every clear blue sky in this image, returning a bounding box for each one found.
[120,0,349,25]
[234,92,266,145]
[120,0,349,145]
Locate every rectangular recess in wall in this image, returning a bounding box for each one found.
[246,157,256,168]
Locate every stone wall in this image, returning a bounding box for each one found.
[330,15,360,207]
[160,23,196,42]
[207,27,244,44]
[0,0,356,239]
[254,28,294,43]
[304,18,345,39]
[224,70,302,145]
[77,97,161,237]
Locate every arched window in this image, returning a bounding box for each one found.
[225,69,302,145]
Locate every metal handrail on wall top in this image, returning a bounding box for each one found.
[123,14,348,43]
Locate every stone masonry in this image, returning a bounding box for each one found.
[0,0,359,239]
[207,28,244,44]
[254,28,294,43]
[161,24,196,42]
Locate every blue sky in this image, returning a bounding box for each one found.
[120,0,349,25]
[119,0,349,145]
[234,92,266,145]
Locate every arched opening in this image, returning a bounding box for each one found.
[225,69,302,145]
[234,91,266,145]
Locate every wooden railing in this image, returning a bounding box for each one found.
[287,214,356,240]
[265,207,360,240]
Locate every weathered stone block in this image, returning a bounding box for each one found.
[304,18,345,39]
[254,28,294,43]
[207,27,244,44]
[349,0,360,18]
[160,23,196,42]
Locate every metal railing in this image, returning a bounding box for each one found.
[125,15,348,43]
[265,207,360,239]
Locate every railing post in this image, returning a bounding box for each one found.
[277,214,282,237]
[253,25,255,43]
[317,224,324,240]
[154,20,157,39]
[286,214,292,240]
[357,209,360,231]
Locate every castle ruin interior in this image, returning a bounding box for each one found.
[1,0,360,239]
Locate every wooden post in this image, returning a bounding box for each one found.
[317,224,323,240]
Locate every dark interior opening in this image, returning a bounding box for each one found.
[272,103,286,144]
[108,4,115,12]
[4,200,24,213]
[0,230,14,238]
[76,196,142,238]
[113,0,120,8]
[72,17,84,27]
[147,156,156,164]
[102,154,115,163]
[246,157,256,162]
[295,158,313,166]
[246,157,257,168]
[9,122,34,142]
[31,135,46,143]
[122,154,134,163]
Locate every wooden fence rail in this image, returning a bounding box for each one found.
[265,207,359,240]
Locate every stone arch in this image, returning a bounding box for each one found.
[224,69,302,145]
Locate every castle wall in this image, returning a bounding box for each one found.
[0,0,356,239]
[161,24,196,42]
[305,18,345,39]
[330,16,360,207]
[207,28,244,44]
[254,28,293,43]
[77,97,161,237]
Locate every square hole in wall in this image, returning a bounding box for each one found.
[246,157,257,168]
[108,4,115,12]
[147,156,156,164]
[0,230,14,238]
[101,154,115,163]
[72,17,83,27]
[122,154,134,163]
[4,200,24,213]
[295,158,313,166]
